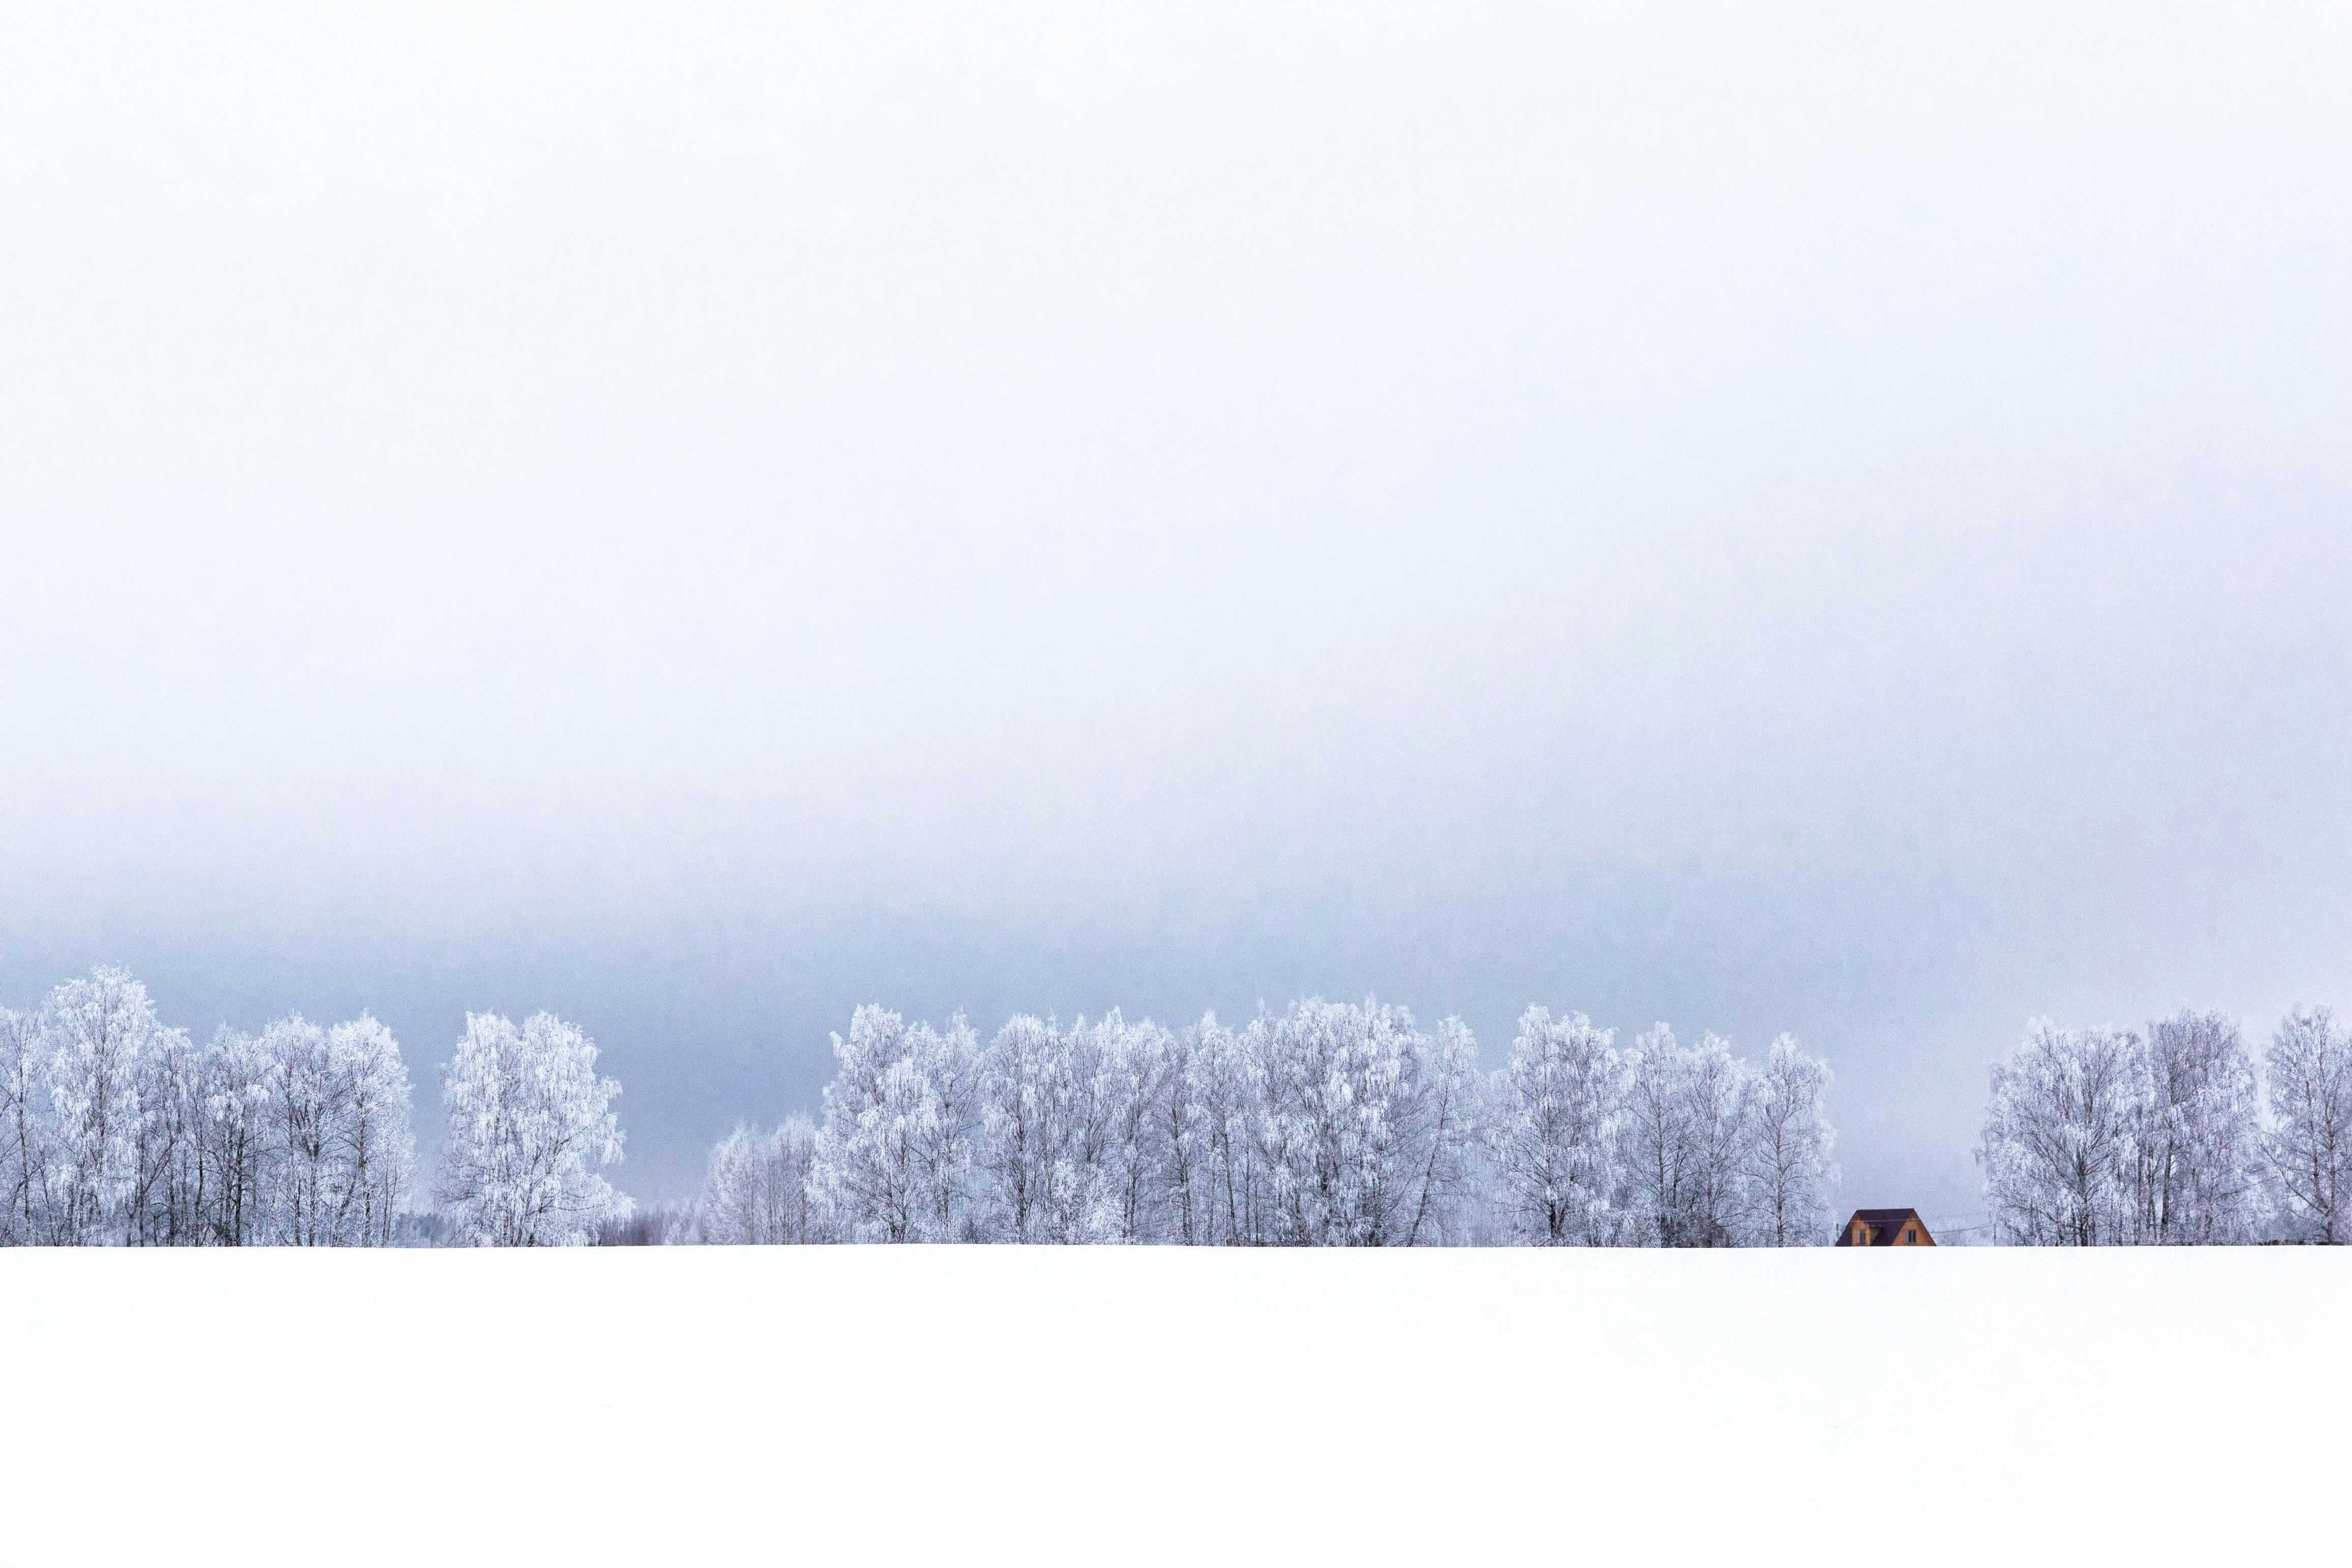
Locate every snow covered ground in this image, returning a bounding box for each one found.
[4,1247,2343,1565]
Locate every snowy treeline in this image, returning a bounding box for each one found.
[1976,1007,2352,1244]
[683,999,1840,1246]
[1,968,627,1247]
[1,968,414,1245]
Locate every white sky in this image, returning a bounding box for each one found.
[5,2,2350,1207]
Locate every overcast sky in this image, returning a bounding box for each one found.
[6,3,2349,1216]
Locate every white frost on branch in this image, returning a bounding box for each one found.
[2264,1006,2352,1244]
[437,1011,628,1247]
[809,1006,980,1242]
[1741,1035,1839,1248]
[689,1117,823,1243]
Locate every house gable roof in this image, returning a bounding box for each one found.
[1836,1208,1932,1246]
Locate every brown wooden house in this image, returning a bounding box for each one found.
[1835,1208,1934,1246]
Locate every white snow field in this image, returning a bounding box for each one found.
[3,1247,2343,1565]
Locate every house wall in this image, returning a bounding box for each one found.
[1838,1211,1936,1246]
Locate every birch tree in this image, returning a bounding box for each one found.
[437,1011,628,1246]
[1244,998,1459,1246]
[42,968,177,1245]
[1488,1008,1619,1244]
[977,1014,1081,1243]
[2265,1006,2352,1243]
[1740,1035,1837,1246]
[1192,1015,1267,1244]
[197,1026,274,1245]
[1402,1015,1484,1246]
[329,1013,416,1246]
[1617,1026,1686,1246]
[1157,1021,1214,1245]
[1616,1025,1747,1246]
[1094,1014,1177,1243]
[1677,1034,1750,1247]
[691,1117,822,1243]
[911,1014,981,1242]
[1977,1020,2139,1245]
[2124,1010,2260,1245]
[132,1022,209,1245]
[811,1006,979,1242]
[262,1014,344,1244]
[0,1007,54,1244]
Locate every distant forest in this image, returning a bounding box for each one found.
[4,968,2344,1246]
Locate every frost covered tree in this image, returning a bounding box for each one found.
[810,1006,981,1242]
[196,1025,274,1245]
[1487,1009,1623,1245]
[1977,1012,2271,1247]
[1740,1035,1838,1246]
[1157,1014,1267,1245]
[437,1011,628,1246]
[2123,1010,2261,1245]
[976,1009,1173,1244]
[1240,997,1475,1247]
[42,967,180,1245]
[810,1006,926,1242]
[817,996,1484,1245]
[0,1007,55,1245]
[261,1014,344,1244]
[1093,1013,1177,1243]
[803,997,1850,1246]
[690,1117,822,1244]
[1617,1026,1750,1247]
[327,1014,417,1246]
[1676,1034,1749,1247]
[2265,1006,2352,1243]
[1617,1027,1690,1247]
[1189,1014,1269,1244]
[1156,1021,1214,1244]
[133,1022,209,1245]
[1977,1021,2140,1245]
[0,974,417,1247]
[977,1014,1085,1243]
[236,1011,417,1245]
[1403,1017,1485,1245]
[911,1015,982,1241]
[1050,1013,1124,1242]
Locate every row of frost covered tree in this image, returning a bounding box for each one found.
[681,999,1842,1246]
[39,963,2350,1248]
[1,969,628,1246]
[1976,1007,2352,1245]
